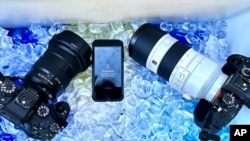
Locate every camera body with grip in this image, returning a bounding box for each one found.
[194,54,250,140]
[0,30,92,140]
[0,74,70,140]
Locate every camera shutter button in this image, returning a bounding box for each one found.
[0,80,17,96]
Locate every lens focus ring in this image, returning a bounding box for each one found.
[49,30,92,70]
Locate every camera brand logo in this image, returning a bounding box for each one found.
[230,125,250,141]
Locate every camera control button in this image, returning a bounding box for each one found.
[235,76,250,92]
[31,125,39,134]
[37,105,50,117]
[14,79,24,86]
[0,80,17,96]
[50,123,60,133]
[0,103,3,109]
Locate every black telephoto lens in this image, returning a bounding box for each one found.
[25,30,92,99]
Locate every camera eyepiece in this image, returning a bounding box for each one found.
[25,30,92,99]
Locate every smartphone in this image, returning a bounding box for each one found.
[92,40,124,101]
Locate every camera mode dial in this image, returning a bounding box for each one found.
[241,67,250,78]
[50,123,60,133]
[0,80,17,96]
[222,93,235,108]
[37,105,50,117]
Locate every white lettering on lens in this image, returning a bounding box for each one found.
[38,73,54,86]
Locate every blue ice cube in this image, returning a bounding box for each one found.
[0,27,9,36]
[8,29,37,44]
[196,30,210,41]
[160,22,173,32]
[211,20,228,39]
[0,133,15,141]
[0,36,13,48]
[214,20,228,31]
[182,22,197,32]
[29,24,42,35]
[185,32,200,45]
[48,23,66,36]
[136,100,150,115]
[214,29,227,39]
[138,120,151,136]
[197,21,212,31]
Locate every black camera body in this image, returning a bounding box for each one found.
[0,30,92,140]
[194,54,250,140]
[0,74,70,140]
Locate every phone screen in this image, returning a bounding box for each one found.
[92,40,123,101]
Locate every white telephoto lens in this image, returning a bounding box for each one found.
[128,24,228,102]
